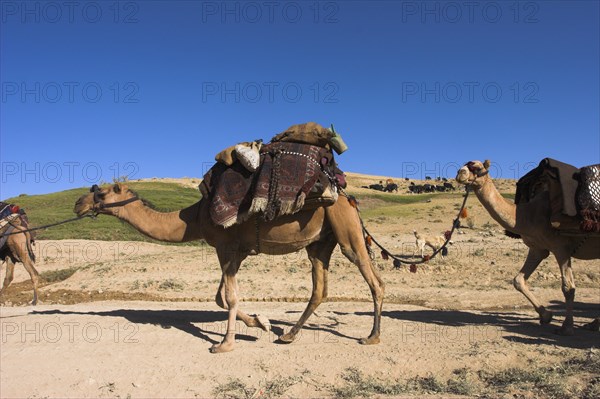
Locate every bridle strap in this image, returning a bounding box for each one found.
[90,184,140,209]
[98,196,140,209]
[465,162,489,177]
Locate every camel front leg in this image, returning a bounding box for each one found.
[1,258,16,296]
[210,248,244,353]
[279,237,337,343]
[215,276,270,332]
[555,253,576,336]
[513,248,552,324]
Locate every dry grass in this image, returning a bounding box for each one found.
[329,350,600,398]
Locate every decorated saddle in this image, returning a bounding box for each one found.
[515,158,600,233]
[200,123,346,228]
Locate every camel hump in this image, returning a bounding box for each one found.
[271,122,348,155]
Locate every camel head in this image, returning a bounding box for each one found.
[456,160,491,189]
[74,183,140,217]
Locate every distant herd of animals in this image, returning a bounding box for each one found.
[362,177,456,193]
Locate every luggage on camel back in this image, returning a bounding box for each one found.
[515,158,600,233]
[200,122,348,228]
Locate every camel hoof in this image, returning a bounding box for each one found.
[209,343,234,354]
[583,319,600,332]
[278,332,296,344]
[256,315,271,332]
[359,336,380,345]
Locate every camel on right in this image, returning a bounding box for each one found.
[456,159,599,335]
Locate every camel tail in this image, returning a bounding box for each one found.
[25,231,36,262]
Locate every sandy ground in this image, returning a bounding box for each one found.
[1,179,599,398]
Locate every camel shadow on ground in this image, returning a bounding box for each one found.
[28,308,356,346]
[270,310,356,344]
[29,309,247,345]
[344,304,599,350]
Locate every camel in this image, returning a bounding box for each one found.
[0,226,39,305]
[74,183,384,353]
[456,160,600,334]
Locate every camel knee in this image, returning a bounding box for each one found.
[224,289,237,308]
[308,291,324,307]
[513,275,527,293]
[4,274,14,286]
[372,285,384,301]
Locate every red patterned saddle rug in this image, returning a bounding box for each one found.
[201,142,337,228]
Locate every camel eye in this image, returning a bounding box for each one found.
[466,162,480,173]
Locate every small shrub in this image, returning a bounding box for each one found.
[158,279,185,291]
[212,378,254,399]
[40,267,77,283]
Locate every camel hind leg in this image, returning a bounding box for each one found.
[326,197,384,345]
[554,252,576,336]
[513,247,552,324]
[21,256,40,306]
[279,235,337,343]
[215,276,270,332]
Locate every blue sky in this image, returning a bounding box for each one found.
[1,0,599,199]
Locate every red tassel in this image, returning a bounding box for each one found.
[10,205,19,213]
[348,196,359,209]
[410,264,417,273]
[423,255,430,262]
[381,251,389,260]
[366,235,372,246]
[444,230,451,240]
[460,208,468,219]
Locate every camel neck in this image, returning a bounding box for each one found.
[118,201,204,242]
[474,178,517,231]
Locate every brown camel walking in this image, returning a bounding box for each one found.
[0,226,39,305]
[74,183,384,353]
[456,160,599,334]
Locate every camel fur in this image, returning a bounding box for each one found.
[456,159,600,334]
[0,226,39,305]
[74,183,385,353]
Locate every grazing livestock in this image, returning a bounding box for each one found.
[384,183,398,192]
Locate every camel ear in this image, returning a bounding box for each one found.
[113,183,122,194]
[483,160,491,170]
